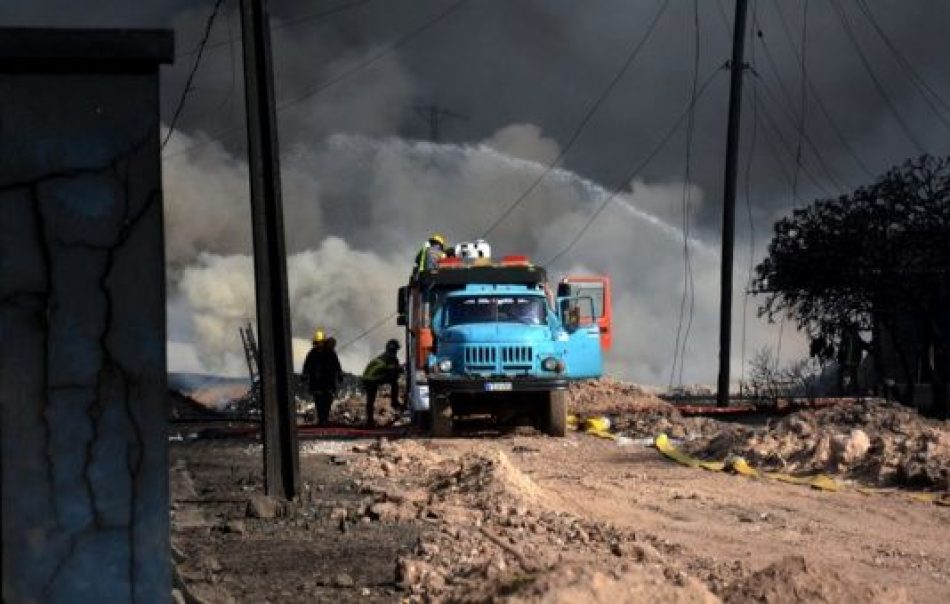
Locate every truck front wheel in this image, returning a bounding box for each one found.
[541,390,567,437]
[430,392,453,437]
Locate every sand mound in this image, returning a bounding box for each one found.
[687,399,950,489]
[443,449,545,505]
[723,555,908,603]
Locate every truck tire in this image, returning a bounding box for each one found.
[542,390,567,437]
[430,393,453,437]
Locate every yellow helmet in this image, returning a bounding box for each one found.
[429,232,447,247]
[312,330,326,344]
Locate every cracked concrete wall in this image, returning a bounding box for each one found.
[1,58,169,601]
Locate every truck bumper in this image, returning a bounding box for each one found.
[427,376,568,395]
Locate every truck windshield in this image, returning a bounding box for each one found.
[444,296,546,326]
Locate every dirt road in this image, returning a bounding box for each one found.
[171,428,950,602]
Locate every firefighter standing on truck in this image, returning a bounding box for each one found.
[362,339,402,427]
[303,330,343,425]
[414,232,449,275]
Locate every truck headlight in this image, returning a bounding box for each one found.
[542,357,563,372]
[437,359,453,373]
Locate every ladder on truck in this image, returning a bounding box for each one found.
[239,321,262,410]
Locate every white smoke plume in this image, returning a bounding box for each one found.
[164,124,803,386]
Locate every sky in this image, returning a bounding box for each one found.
[5,0,950,386]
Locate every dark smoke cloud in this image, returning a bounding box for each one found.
[6,0,949,235]
[5,0,950,383]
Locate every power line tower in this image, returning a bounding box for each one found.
[717,0,750,407]
[413,103,467,142]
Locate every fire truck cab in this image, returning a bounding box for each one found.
[397,253,611,436]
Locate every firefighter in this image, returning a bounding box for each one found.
[362,338,402,427]
[302,329,343,425]
[414,232,449,275]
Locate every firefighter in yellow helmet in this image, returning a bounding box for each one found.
[414,232,449,275]
[302,329,342,425]
[361,338,402,427]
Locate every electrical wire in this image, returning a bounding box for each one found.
[790,0,808,201]
[853,0,950,132]
[670,0,701,390]
[337,1,675,352]
[162,0,227,150]
[479,0,673,239]
[753,91,835,198]
[163,0,470,161]
[740,0,761,393]
[544,67,723,268]
[754,75,846,191]
[175,0,373,60]
[770,0,875,178]
[338,311,397,351]
[752,17,847,191]
[827,0,927,155]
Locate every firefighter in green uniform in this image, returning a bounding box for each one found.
[362,339,402,427]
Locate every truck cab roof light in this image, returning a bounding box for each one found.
[500,255,530,265]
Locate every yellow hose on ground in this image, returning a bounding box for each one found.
[653,433,950,503]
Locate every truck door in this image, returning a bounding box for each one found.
[558,276,612,350]
[556,295,603,379]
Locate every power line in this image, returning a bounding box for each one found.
[754,73,846,191]
[768,0,875,179]
[740,0,761,393]
[338,311,397,351]
[790,0,808,201]
[176,0,373,60]
[338,0,673,352]
[544,67,723,267]
[479,0,673,239]
[740,8,848,192]
[670,0,701,390]
[162,0,227,150]
[853,0,950,133]
[753,88,835,198]
[827,0,927,155]
[163,0,470,160]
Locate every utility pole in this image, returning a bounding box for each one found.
[413,103,467,142]
[717,0,749,408]
[240,0,299,498]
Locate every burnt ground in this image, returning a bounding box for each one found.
[170,440,421,603]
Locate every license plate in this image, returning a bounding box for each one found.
[485,382,512,392]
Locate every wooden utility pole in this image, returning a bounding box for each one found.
[240,0,299,498]
[717,0,749,407]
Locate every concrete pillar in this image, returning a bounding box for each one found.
[0,29,173,602]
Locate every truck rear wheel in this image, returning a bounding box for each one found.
[541,390,567,437]
[430,393,453,437]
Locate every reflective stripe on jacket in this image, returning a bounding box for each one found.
[362,353,399,382]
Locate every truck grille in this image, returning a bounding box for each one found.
[462,345,535,373]
[501,345,533,370]
[464,346,496,370]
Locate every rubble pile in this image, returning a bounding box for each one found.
[686,399,950,489]
[570,378,723,439]
[348,439,715,602]
[568,378,667,416]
